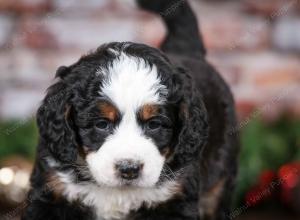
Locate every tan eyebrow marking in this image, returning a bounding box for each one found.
[140,104,159,121]
[97,101,119,121]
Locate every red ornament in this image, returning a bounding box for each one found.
[278,163,300,204]
[245,170,276,207]
[244,163,300,209]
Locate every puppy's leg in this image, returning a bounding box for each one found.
[137,0,206,58]
[21,193,93,220]
[132,200,200,220]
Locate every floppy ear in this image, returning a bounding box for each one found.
[37,66,78,162]
[172,67,209,166]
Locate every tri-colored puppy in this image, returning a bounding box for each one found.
[22,1,239,220]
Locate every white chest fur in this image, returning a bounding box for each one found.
[57,173,179,220]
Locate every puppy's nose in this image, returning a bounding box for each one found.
[115,160,143,180]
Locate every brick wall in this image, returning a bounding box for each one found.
[0,0,299,121]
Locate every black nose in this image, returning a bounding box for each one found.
[115,160,143,180]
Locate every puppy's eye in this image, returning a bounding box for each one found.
[146,119,162,130]
[96,119,111,130]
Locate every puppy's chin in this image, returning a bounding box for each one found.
[92,177,160,189]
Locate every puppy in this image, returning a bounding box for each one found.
[22,1,239,220]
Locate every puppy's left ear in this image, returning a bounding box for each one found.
[172,67,209,166]
[37,66,78,162]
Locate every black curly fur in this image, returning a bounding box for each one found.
[22,1,239,220]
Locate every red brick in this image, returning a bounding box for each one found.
[254,67,300,87]
[209,51,300,120]
[0,0,52,14]
[206,16,271,51]
[16,13,143,50]
[235,100,257,121]
[243,0,298,17]
[16,16,58,50]
[131,1,272,52]
[192,1,271,51]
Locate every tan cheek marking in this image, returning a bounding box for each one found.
[169,181,183,198]
[199,178,226,218]
[140,104,159,121]
[98,102,118,121]
[162,147,173,159]
[174,182,184,196]
[78,145,95,159]
[46,172,65,201]
[155,182,183,209]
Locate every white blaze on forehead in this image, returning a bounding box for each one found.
[100,52,167,112]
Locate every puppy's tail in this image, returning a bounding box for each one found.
[137,0,206,58]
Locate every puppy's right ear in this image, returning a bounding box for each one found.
[37,66,78,162]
